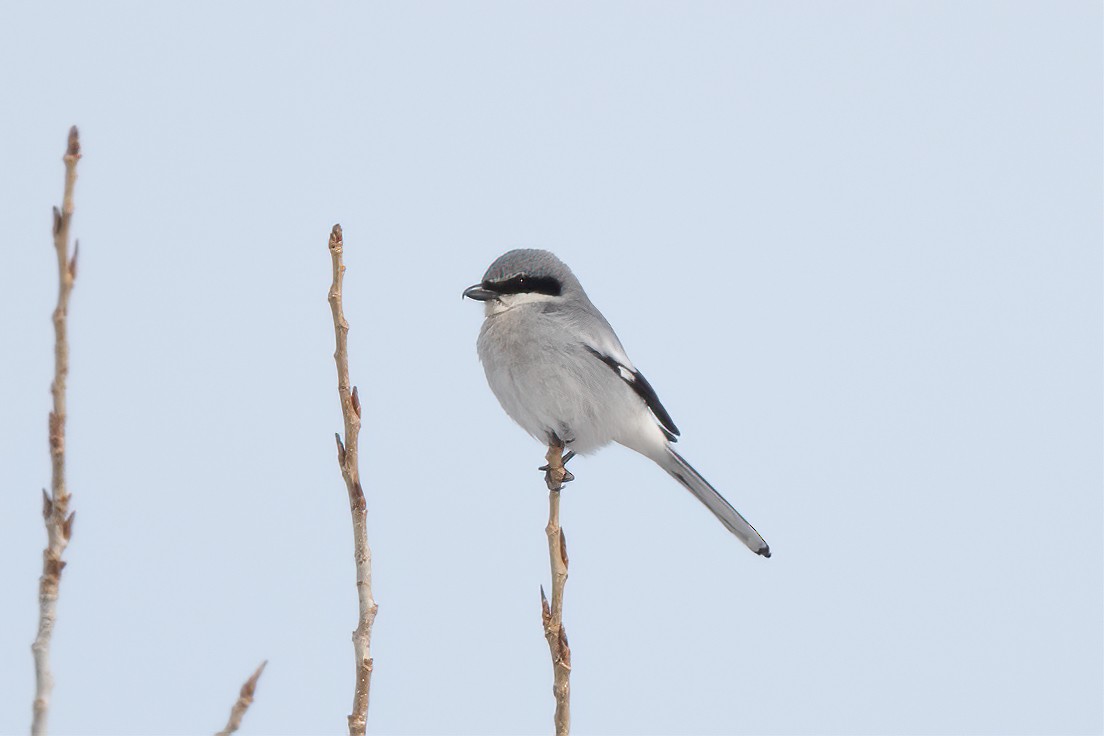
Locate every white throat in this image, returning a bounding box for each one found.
[484,291,560,316]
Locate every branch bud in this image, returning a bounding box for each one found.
[66,126,80,157]
[335,433,346,465]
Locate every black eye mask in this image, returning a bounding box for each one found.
[483,274,562,297]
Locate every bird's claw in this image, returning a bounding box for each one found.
[540,443,576,490]
[539,450,576,472]
[538,465,575,481]
[543,467,574,488]
[540,453,575,488]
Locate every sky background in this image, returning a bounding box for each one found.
[1,2,1100,735]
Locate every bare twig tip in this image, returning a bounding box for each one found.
[243,660,268,696]
[216,660,268,736]
[66,126,80,156]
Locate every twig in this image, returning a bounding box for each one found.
[540,444,572,736]
[327,224,378,736]
[215,661,267,736]
[31,125,81,736]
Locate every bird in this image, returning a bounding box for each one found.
[463,249,770,558]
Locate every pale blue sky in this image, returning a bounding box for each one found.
[1,2,1100,734]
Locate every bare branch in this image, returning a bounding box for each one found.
[541,444,572,736]
[215,661,267,736]
[327,224,378,736]
[31,125,81,736]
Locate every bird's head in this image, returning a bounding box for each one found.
[463,249,576,315]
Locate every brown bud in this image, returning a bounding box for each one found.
[540,585,551,624]
[242,660,267,698]
[69,240,80,279]
[66,126,81,156]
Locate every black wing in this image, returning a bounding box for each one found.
[585,346,680,442]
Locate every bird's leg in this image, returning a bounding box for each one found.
[540,442,575,490]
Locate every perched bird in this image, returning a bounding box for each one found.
[463,249,770,558]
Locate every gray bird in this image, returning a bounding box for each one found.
[464,249,770,558]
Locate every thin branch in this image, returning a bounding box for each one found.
[540,444,573,736]
[327,224,378,736]
[215,661,267,736]
[31,125,81,736]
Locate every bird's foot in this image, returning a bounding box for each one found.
[540,446,575,489]
[538,464,575,485]
[538,450,575,472]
